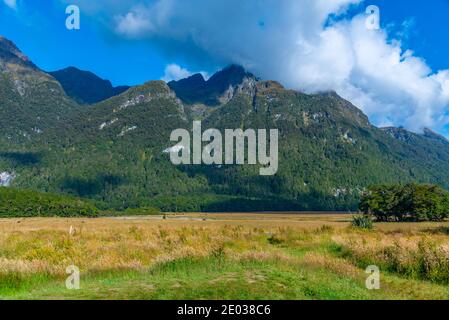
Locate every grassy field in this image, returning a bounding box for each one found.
[1,212,449,300]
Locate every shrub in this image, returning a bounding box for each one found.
[351,215,373,229]
[122,206,160,216]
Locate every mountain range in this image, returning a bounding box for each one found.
[2,35,449,212]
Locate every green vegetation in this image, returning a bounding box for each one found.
[2,215,449,300]
[7,78,449,212]
[359,183,449,222]
[0,38,79,144]
[0,257,411,300]
[0,187,98,217]
[101,206,160,217]
[342,238,449,285]
[3,36,449,212]
[351,215,373,229]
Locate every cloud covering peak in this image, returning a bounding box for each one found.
[71,0,449,135]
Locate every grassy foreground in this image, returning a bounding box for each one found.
[1,213,449,300]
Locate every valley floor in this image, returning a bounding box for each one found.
[0,213,449,300]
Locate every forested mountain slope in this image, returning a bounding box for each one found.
[0,36,78,144]
[1,36,449,211]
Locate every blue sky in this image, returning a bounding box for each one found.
[1,0,448,85]
[0,1,166,86]
[348,0,449,72]
[1,0,449,135]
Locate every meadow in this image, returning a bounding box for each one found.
[1,213,449,300]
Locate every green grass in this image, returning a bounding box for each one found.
[4,244,449,300]
[0,258,368,300]
[2,216,449,300]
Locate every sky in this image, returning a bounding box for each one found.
[1,0,449,136]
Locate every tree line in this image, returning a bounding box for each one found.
[359,183,449,222]
[0,187,98,217]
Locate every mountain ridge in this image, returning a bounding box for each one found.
[168,64,257,106]
[0,36,78,144]
[2,35,449,211]
[0,36,37,70]
[49,66,130,104]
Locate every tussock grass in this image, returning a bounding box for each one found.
[0,213,449,299]
[336,232,449,284]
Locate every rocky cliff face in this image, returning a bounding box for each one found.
[0,172,15,187]
[168,65,257,106]
[0,36,36,71]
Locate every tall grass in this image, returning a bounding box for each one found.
[335,233,449,284]
[1,215,449,298]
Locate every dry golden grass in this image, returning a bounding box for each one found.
[0,213,447,276]
[1,213,449,299]
[0,214,335,276]
[0,215,300,275]
[334,228,449,283]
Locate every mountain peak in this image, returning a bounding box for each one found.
[381,126,448,144]
[49,66,130,104]
[207,64,255,90]
[215,64,247,77]
[168,64,255,106]
[172,73,206,86]
[423,127,448,143]
[381,127,415,142]
[0,36,36,69]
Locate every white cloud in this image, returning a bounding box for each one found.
[162,64,192,82]
[75,0,449,135]
[162,63,208,82]
[116,6,154,38]
[3,0,17,9]
[115,12,152,38]
[115,1,173,37]
[329,17,449,132]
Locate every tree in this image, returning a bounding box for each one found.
[359,183,449,222]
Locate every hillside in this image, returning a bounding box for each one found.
[1,36,449,211]
[0,36,79,144]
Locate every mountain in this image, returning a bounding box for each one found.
[381,127,449,145]
[0,36,78,144]
[10,72,449,211]
[0,36,36,69]
[2,36,449,212]
[49,67,130,104]
[168,64,256,106]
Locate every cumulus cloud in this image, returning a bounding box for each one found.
[115,1,172,37]
[115,10,153,37]
[73,0,449,135]
[291,15,449,132]
[161,63,208,82]
[3,0,17,9]
[162,64,192,82]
